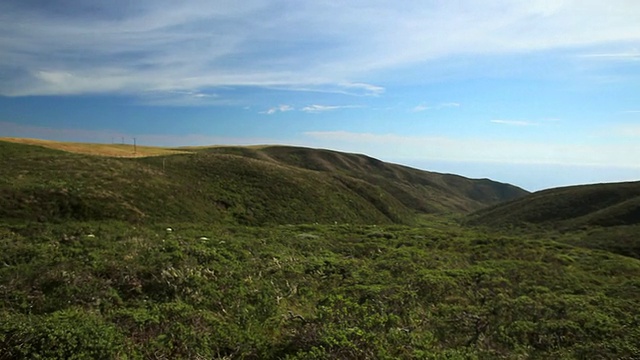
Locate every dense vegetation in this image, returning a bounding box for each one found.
[466,181,640,260]
[2,220,640,359]
[2,139,640,358]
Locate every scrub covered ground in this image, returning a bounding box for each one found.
[1,220,639,359]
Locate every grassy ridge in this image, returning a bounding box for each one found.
[466,181,640,229]
[204,145,528,214]
[465,181,640,260]
[0,137,188,157]
[0,140,527,225]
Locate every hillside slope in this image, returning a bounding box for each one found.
[205,146,527,213]
[0,140,527,225]
[466,181,640,229]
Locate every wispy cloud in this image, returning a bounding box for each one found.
[261,105,294,115]
[301,105,338,113]
[412,102,460,112]
[2,1,639,99]
[580,50,640,61]
[490,119,538,126]
[301,104,359,113]
[264,82,384,97]
[339,83,385,96]
[139,90,224,106]
[412,104,430,112]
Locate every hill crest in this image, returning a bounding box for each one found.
[466,180,640,229]
[0,139,528,225]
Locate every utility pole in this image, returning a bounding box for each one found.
[133,137,137,155]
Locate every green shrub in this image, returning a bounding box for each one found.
[0,309,127,360]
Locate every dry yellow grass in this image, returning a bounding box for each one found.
[0,137,192,157]
[178,144,274,150]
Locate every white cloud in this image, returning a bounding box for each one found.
[579,50,640,61]
[2,1,639,98]
[412,102,460,112]
[139,90,223,106]
[265,82,384,97]
[301,104,359,113]
[490,119,538,126]
[412,104,431,112]
[302,105,338,113]
[339,82,385,96]
[261,105,294,115]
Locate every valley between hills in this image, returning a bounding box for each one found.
[1,138,639,359]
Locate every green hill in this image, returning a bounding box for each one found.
[465,181,640,260]
[466,181,640,229]
[205,146,527,213]
[0,140,527,225]
[2,139,640,358]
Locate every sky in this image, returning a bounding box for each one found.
[1,0,640,191]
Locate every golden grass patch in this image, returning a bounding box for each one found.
[0,137,192,157]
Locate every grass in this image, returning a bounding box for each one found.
[466,180,640,229]
[0,139,526,226]
[0,137,190,157]
[1,220,639,358]
[3,138,639,358]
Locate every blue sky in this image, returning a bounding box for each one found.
[1,1,640,191]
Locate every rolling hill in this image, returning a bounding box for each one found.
[466,181,640,259]
[466,181,640,229]
[0,139,527,225]
[2,138,640,358]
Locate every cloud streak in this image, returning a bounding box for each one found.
[490,119,538,126]
[1,1,640,99]
[580,50,640,61]
[261,105,294,115]
[412,102,460,112]
[301,104,359,113]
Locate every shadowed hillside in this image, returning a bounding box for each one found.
[205,146,528,214]
[466,181,640,260]
[466,181,640,229]
[0,140,527,225]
